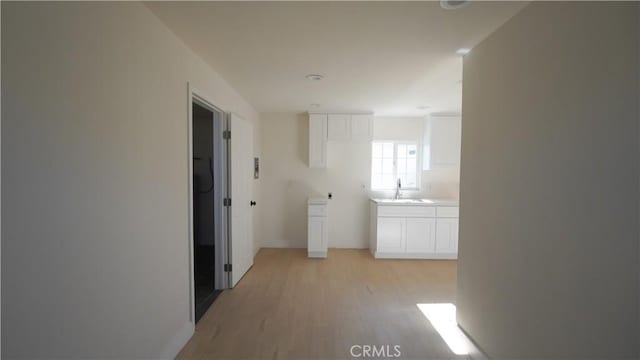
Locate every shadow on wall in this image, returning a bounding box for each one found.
[280,114,317,247]
[297,113,309,165]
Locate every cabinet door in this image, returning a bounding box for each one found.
[350,114,373,141]
[435,218,459,253]
[430,116,461,168]
[377,218,405,253]
[309,114,327,168]
[406,218,436,253]
[308,217,326,252]
[327,114,351,141]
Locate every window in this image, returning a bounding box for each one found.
[371,142,420,190]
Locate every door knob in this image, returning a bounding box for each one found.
[250,201,256,206]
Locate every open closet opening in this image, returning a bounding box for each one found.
[191,100,225,322]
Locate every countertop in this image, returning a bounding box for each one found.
[308,198,329,205]
[370,198,459,206]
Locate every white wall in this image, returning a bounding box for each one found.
[258,113,459,249]
[457,2,639,358]
[259,113,369,248]
[1,2,260,358]
[1,3,3,353]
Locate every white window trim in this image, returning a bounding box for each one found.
[371,140,422,191]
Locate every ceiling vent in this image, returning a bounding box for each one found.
[440,0,471,10]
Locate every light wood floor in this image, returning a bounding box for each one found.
[178,249,464,360]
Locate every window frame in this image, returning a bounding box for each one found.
[370,140,422,191]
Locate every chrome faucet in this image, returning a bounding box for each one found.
[394,178,402,199]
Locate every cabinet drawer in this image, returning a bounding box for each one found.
[436,207,459,218]
[308,205,327,217]
[377,205,435,218]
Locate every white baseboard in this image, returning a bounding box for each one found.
[374,251,457,260]
[259,242,369,250]
[259,239,305,248]
[307,250,327,258]
[160,321,194,359]
[329,245,369,249]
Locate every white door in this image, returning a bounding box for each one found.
[377,218,406,253]
[229,113,254,287]
[435,218,459,253]
[406,218,436,253]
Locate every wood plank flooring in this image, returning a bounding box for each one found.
[177,248,464,360]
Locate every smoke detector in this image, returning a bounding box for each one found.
[440,0,471,10]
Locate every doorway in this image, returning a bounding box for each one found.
[191,101,225,322]
[187,85,256,325]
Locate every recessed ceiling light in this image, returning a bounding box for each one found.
[456,48,471,55]
[305,74,324,81]
[440,0,471,10]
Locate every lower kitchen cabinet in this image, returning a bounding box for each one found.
[308,198,328,258]
[406,218,437,253]
[370,201,458,259]
[377,217,405,253]
[435,218,459,254]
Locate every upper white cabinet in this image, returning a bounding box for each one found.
[327,114,351,141]
[350,114,373,141]
[430,115,461,168]
[309,114,327,168]
[326,113,373,142]
[308,113,373,168]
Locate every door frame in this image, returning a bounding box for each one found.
[187,82,230,324]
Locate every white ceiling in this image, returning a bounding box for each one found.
[147,1,527,116]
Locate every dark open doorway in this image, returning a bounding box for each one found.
[192,102,223,322]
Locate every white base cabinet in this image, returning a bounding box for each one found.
[406,218,437,253]
[435,218,459,254]
[308,199,328,258]
[370,202,458,259]
[377,217,405,253]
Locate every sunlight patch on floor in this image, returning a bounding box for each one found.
[417,303,472,356]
